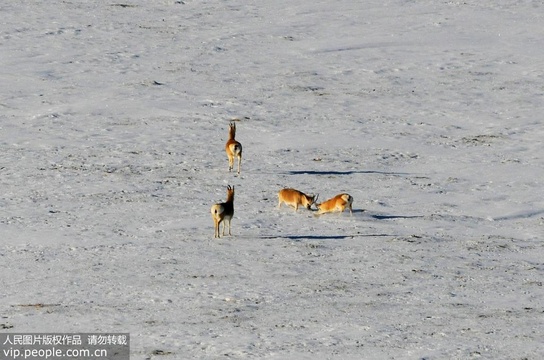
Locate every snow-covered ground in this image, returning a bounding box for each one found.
[1,0,543,358]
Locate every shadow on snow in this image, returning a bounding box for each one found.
[259,233,395,240]
[492,209,544,221]
[371,214,424,220]
[285,170,410,176]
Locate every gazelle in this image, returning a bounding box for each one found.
[210,185,235,238]
[277,188,318,211]
[315,193,353,215]
[225,122,242,174]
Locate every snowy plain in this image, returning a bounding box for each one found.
[1,0,543,359]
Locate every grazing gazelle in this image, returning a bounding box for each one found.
[210,185,235,238]
[277,188,318,211]
[315,193,353,215]
[225,122,242,174]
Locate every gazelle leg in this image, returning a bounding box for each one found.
[228,155,233,172]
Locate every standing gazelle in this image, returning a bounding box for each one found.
[225,122,242,174]
[210,185,235,238]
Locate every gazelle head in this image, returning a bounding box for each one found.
[226,185,235,201]
[228,122,236,138]
[305,193,318,209]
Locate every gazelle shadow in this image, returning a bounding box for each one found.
[313,209,422,220]
[286,170,410,176]
[371,214,424,220]
[259,233,395,240]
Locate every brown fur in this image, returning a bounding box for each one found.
[210,185,235,238]
[315,193,353,215]
[225,122,242,174]
[277,188,318,211]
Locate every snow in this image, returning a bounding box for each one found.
[1,0,543,359]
